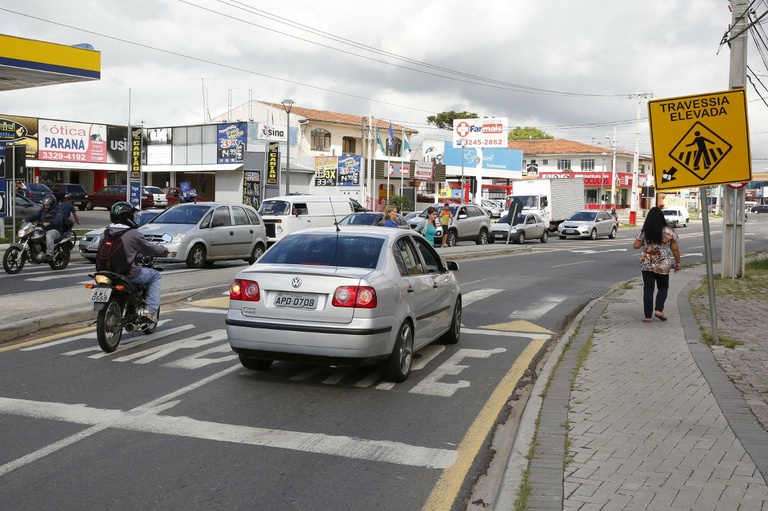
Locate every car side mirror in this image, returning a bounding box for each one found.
[446,260,460,271]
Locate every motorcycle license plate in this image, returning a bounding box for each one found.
[91,289,112,302]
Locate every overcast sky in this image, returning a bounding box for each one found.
[1,0,763,164]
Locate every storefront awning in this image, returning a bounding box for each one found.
[142,163,244,173]
[26,160,126,171]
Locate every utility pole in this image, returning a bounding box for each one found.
[627,92,653,225]
[722,0,748,279]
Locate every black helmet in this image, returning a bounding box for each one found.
[42,195,56,210]
[110,201,139,228]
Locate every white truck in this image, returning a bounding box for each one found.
[506,178,585,231]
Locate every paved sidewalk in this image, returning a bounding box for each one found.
[496,266,768,510]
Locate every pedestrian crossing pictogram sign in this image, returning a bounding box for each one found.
[648,89,751,190]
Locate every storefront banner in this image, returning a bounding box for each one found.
[540,171,633,188]
[315,156,337,186]
[0,115,38,159]
[217,123,246,164]
[337,155,361,186]
[442,142,523,171]
[266,142,279,187]
[414,161,435,181]
[107,125,129,164]
[38,119,107,163]
[144,127,173,165]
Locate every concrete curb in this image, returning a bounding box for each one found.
[0,286,226,344]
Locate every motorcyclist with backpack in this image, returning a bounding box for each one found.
[98,202,168,323]
[25,194,64,262]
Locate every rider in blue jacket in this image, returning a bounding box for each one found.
[25,195,65,261]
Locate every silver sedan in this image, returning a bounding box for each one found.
[226,226,462,382]
[557,210,618,240]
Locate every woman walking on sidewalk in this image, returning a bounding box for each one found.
[633,207,681,322]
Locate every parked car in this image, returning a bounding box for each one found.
[225,226,462,382]
[489,212,548,244]
[751,204,768,214]
[78,210,163,263]
[14,194,41,218]
[336,212,410,229]
[89,185,154,210]
[163,186,211,206]
[143,186,168,208]
[558,210,618,240]
[662,207,690,228]
[431,203,490,246]
[138,202,268,268]
[481,199,504,218]
[51,183,90,210]
[17,182,53,204]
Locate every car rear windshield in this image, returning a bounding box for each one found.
[144,186,165,194]
[259,234,384,269]
[151,205,209,224]
[340,213,379,225]
[662,210,678,216]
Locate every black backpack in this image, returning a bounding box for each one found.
[96,230,131,274]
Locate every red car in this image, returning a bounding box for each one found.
[163,186,211,206]
[89,185,154,210]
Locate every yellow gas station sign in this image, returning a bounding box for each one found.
[648,89,751,190]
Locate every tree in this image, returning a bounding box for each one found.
[388,194,413,213]
[508,126,554,141]
[426,111,479,130]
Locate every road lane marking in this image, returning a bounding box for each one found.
[0,370,457,474]
[421,338,547,511]
[507,297,563,321]
[3,326,94,353]
[461,289,503,306]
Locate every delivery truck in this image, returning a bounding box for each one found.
[506,178,585,231]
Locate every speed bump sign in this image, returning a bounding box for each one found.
[648,89,751,190]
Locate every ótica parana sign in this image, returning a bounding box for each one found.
[648,88,751,190]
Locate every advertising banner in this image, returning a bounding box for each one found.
[452,118,508,148]
[337,155,361,186]
[38,119,107,163]
[414,161,435,181]
[266,142,279,188]
[315,156,337,186]
[217,122,246,164]
[0,115,38,160]
[107,125,129,164]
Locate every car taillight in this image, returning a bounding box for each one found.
[230,279,260,301]
[332,286,377,308]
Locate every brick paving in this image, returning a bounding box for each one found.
[498,267,768,510]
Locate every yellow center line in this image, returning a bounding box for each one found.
[421,338,546,511]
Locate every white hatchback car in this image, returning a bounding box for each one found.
[662,207,690,228]
[143,186,168,208]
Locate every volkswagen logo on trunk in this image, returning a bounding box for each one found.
[291,277,302,288]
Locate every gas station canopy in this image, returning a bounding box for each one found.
[0,34,100,91]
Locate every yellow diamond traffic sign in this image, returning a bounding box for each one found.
[648,89,751,190]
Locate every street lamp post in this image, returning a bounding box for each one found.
[460,139,466,203]
[281,99,295,195]
[605,133,617,208]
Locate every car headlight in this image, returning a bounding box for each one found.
[171,232,186,243]
[509,228,518,233]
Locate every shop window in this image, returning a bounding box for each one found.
[581,159,595,171]
[557,159,571,171]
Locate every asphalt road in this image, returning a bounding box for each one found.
[1,216,768,509]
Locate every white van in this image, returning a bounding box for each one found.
[258,195,354,244]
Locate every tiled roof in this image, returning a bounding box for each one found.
[507,139,636,157]
[260,102,417,134]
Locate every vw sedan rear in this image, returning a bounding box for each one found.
[225,227,462,382]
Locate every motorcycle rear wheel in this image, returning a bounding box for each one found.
[3,246,26,274]
[97,300,123,353]
[49,248,70,270]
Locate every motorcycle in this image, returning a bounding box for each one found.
[3,221,76,274]
[86,249,167,353]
